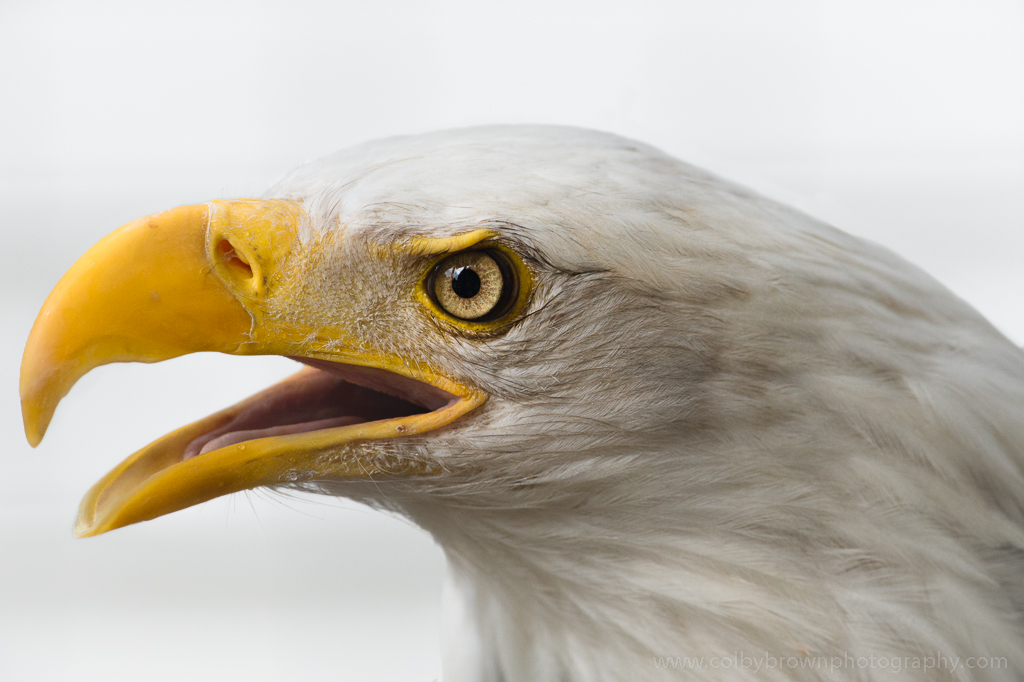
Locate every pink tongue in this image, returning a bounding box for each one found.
[179,363,440,462]
[192,416,366,458]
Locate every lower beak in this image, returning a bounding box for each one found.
[20,200,483,536]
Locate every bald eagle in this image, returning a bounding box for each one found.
[20,127,1024,681]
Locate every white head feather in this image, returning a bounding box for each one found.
[263,126,1024,681]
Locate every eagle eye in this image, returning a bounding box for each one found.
[430,250,513,321]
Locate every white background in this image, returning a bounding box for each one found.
[1,1,1022,680]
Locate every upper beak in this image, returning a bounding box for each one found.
[20,200,483,536]
[20,201,266,447]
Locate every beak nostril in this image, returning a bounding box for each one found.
[217,239,253,279]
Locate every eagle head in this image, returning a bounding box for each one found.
[21,126,1024,681]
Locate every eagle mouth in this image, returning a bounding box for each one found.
[72,356,484,538]
[181,358,459,462]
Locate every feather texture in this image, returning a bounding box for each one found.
[265,126,1024,681]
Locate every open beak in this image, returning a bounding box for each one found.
[20,200,484,537]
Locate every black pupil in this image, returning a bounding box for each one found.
[450,266,482,298]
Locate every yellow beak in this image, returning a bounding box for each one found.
[20,200,483,537]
